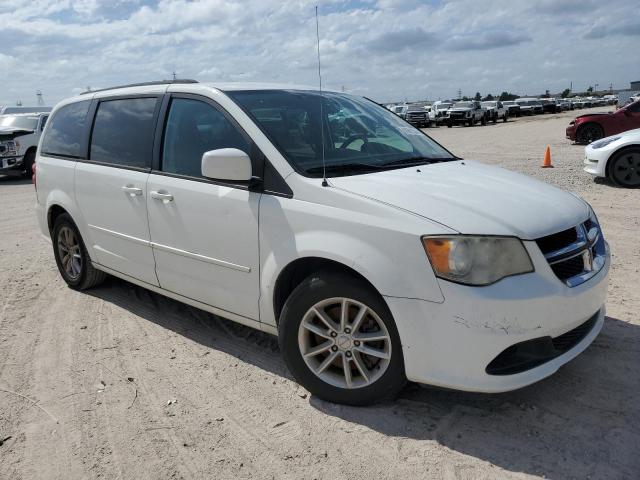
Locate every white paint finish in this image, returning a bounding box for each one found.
[74,162,158,285]
[386,241,610,391]
[329,160,590,239]
[146,173,261,320]
[584,127,640,178]
[258,183,451,326]
[201,148,252,181]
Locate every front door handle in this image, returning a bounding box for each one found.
[122,185,143,196]
[150,191,174,202]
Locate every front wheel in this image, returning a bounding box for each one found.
[52,213,106,290]
[279,271,406,405]
[22,149,35,179]
[576,123,604,144]
[608,147,640,188]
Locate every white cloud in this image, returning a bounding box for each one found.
[0,0,637,107]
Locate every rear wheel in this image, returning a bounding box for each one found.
[279,271,406,405]
[608,147,640,188]
[52,213,106,290]
[576,123,604,144]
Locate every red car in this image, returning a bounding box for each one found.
[566,99,640,144]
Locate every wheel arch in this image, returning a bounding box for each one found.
[605,144,640,179]
[272,256,383,326]
[576,121,604,142]
[47,203,70,234]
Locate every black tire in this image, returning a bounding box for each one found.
[608,147,640,188]
[492,114,497,124]
[576,123,604,144]
[467,118,473,127]
[447,122,453,128]
[278,270,406,406]
[481,115,487,126]
[502,114,508,122]
[22,149,35,179]
[52,213,106,290]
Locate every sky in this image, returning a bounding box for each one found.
[0,0,639,106]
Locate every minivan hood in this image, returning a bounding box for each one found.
[330,160,589,239]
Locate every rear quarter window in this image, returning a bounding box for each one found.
[40,100,91,158]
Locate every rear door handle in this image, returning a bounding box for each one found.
[150,191,174,202]
[121,185,143,196]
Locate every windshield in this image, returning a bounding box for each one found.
[516,100,539,106]
[481,102,496,107]
[393,106,404,113]
[0,115,39,130]
[453,102,473,108]
[228,90,455,177]
[437,103,452,109]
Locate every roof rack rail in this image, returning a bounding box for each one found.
[81,79,199,95]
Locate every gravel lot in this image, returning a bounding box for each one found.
[1,107,638,480]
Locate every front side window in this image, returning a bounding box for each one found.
[229,90,454,177]
[90,97,158,168]
[161,98,250,178]
[41,100,91,158]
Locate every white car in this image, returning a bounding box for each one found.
[584,128,640,187]
[0,112,49,177]
[35,80,610,405]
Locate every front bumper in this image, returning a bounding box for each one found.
[0,155,24,173]
[583,145,609,177]
[385,240,610,392]
[566,124,577,140]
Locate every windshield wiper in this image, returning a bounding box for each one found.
[306,163,383,175]
[380,157,452,167]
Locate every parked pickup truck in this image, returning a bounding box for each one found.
[405,106,431,128]
[502,101,521,117]
[481,101,508,123]
[0,112,49,177]
[446,101,487,127]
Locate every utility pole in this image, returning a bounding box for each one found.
[594,83,599,93]
[172,71,177,80]
[457,88,462,99]
[16,100,22,106]
[36,90,44,106]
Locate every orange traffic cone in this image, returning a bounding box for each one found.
[542,145,553,168]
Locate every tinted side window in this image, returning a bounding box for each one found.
[90,97,158,168]
[41,101,91,158]
[162,98,250,178]
[628,101,640,113]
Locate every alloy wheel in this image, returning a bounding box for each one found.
[612,151,640,187]
[57,226,83,280]
[298,297,391,389]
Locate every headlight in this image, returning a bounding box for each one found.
[590,136,621,149]
[422,236,534,286]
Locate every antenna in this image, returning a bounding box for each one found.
[315,5,328,187]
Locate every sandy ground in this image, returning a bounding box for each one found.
[1,107,639,480]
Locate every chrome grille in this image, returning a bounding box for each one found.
[536,218,606,287]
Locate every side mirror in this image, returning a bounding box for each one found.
[201,148,252,181]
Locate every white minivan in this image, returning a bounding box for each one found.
[35,80,610,405]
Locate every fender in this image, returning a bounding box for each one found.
[258,195,446,327]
